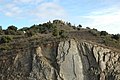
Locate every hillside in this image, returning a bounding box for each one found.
[0,20,120,80]
[0,20,120,51]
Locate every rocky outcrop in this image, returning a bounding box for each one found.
[79,42,120,80]
[57,40,84,80]
[0,39,120,80]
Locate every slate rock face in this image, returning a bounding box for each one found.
[0,39,120,80]
[57,40,84,80]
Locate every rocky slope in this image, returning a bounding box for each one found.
[0,39,120,80]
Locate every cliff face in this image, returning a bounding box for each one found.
[0,39,120,80]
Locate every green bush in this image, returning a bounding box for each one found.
[19,27,29,31]
[100,31,108,36]
[0,36,13,43]
[5,30,17,35]
[25,30,35,37]
[0,44,11,50]
[86,27,90,29]
[8,25,17,31]
[77,28,81,30]
[103,36,120,48]
[77,24,82,28]
[0,30,4,35]
[59,30,67,38]
[89,29,99,36]
[111,34,120,40]
[5,25,18,35]
[52,28,59,36]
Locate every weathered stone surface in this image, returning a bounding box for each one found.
[0,39,120,80]
[79,42,120,80]
[57,39,84,80]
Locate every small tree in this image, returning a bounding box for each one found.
[100,31,108,36]
[5,30,16,35]
[78,24,82,28]
[0,26,4,35]
[86,27,90,29]
[25,30,35,37]
[59,30,67,38]
[93,28,98,31]
[77,27,80,30]
[5,25,18,35]
[0,26,2,30]
[72,26,76,30]
[0,36,12,43]
[8,25,17,31]
[19,27,29,31]
[52,28,58,36]
[66,22,72,27]
[111,34,120,40]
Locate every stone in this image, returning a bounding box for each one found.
[0,39,120,80]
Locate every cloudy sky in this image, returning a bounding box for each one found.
[0,0,120,34]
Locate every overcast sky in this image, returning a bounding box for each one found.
[0,0,120,34]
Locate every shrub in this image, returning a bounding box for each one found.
[102,35,120,49]
[72,26,76,30]
[86,27,90,29]
[8,25,17,31]
[66,22,72,27]
[89,29,99,36]
[5,30,17,35]
[100,31,108,36]
[93,28,98,31]
[0,30,4,35]
[111,34,120,40]
[52,28,58,36]
[0,44,11,50]
[0,36,13,43]
[0,26,2,30]
[59,30,68,38]
[77,24,82,28]
[19,27,29,31]
[25,30,35,37]
[77,28,81,30]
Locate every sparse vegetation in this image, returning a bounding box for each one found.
[77,24,82,30]
[52,27,59,36]
[0,20,119,50]
[89,28,100,36]
[103,36,120,48]
[111,34,120,40]
[100,31,108,36]
[0,44,11,50]
[0,36,13,44]
[86,27,90,29]
[59,30,68,38]
[7,25,17,31]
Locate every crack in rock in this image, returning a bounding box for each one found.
[72,55,77,80]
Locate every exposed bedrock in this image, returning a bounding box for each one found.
[0,39,120,80]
